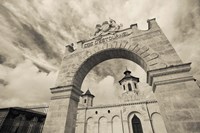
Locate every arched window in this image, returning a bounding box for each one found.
[128,83,132,91]
[112,116,123,133]
[123,85,126,90]
[86,118,94,133]
[99,117,108,133]
[84,99,87,103]
[132,115,143,133]
[152,113,167,133]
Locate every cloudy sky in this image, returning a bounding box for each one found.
[0,0,200,107]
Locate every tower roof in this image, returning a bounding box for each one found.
[124,67,131,75]
[119,69,139,85]
[82,89,95,97]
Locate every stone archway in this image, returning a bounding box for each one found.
[42,19,200,133]
[72,47,163,89]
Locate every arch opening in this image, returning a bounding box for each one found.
[73,48,148,89]
[151,113,167,133]
[81,58,146,105]
[98,117,108,133]
[112,116,123,133]
[86,118,94,133]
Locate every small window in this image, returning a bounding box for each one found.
[108,110,110,113]
[123,85,125,90]
[134,83,137,89]
[84,99,87,103]
[128,83,132,91]
[95,111,98,114]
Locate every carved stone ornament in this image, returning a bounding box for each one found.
[68,43,77,52]
[94,18,123,38]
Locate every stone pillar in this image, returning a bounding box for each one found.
[122,120,129,133]
[148,63,200,133]
[42,85,82,133]
[93,121,99,133]
[143,116,154,133]
[107,121,112,133]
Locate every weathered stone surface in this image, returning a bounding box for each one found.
[190,110,200,120]
[166,123,183,133]
[182,122,200,132]
[154,80,200,133]
[173,99,199,110]
[43,86,82,133]
[166,110,193,121]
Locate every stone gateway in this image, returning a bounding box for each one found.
[42,18,200,133]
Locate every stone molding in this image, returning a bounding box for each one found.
[152,76,194,92]
[78,100,157,110]
[50,85,83,102]
[51,95,78,102]
[147,63,192,86]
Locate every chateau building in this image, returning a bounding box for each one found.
[76,69,167,133]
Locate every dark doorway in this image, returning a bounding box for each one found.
[132,115,143,133]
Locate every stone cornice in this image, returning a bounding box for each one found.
[50,85,83,102]
[152,76,194,92]
[78,100,157,110]
[147,63,192,86]
[50,85,83,96]
[51,94,80,102]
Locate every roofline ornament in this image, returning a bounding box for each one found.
[93,18,123,39]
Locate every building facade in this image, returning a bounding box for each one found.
[75,69,167,133]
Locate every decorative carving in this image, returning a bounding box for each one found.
[68,43,77,52]
[94,18,123,38]
[122,91,142,102]
[72,43,78,51]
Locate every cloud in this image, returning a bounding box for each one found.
[170,0,200,81]
[0,60,57,107]
[0,0,200,106]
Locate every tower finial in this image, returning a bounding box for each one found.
[124,67,131,75]
[126,66,128,71]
